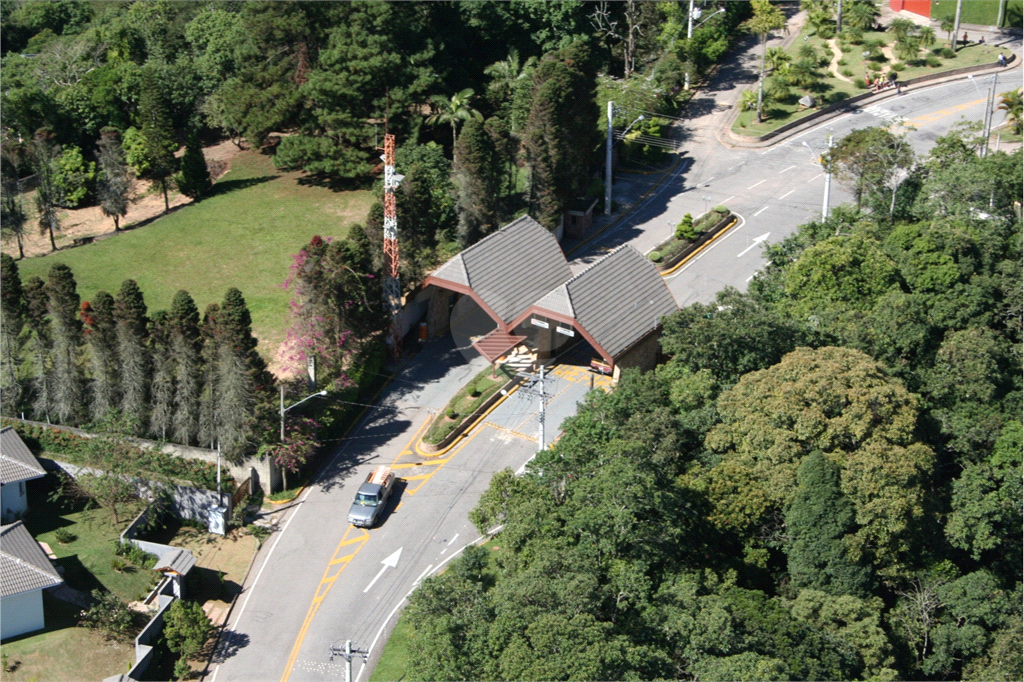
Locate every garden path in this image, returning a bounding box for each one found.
[827,39,853,82]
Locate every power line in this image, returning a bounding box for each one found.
[614,104,689,122]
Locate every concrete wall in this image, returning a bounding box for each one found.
[1,589,44,640]
[1,481,28,522]
[613,330,661,379]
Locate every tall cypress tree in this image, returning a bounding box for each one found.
[82,290,119,422]
[148,311,174,441]
[96,128,135,231]
[198,303,220,449]
[0,254,26,415]
[46,263,84,424]
[216,288,268,459]
[113,279,150,432]
[169,290,202,445]
[454,118,503,246]
[785,451,872,597]
[220,287,274,391]
[138,67,177,212]
[23,276,52,422]
[176,131,212,200]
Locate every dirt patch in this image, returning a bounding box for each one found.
[2,139,245,260]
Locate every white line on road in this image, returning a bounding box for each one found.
[779,189,795,199]
[413,564,433,587]
[746,274,755,282]
[704,176,715,184]
[753,206,770,217]
[748,179,766,189]
[440,534,459,554]
[807,173,823,183]
[737,232,770,258]
[779,165,796,173]
[722,195,736,203]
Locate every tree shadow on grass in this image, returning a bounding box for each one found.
[296,174,375,193]
[207,175,279,199]
[53,554,106,595]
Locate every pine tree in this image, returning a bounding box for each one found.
[198,303,220,449]
[148,311,174,441]
[113,279,150,432]
[175,132,212,200]
[23,276,53,422]
[220,288,274,391]
[82,291,119,422]
[46,263,84,424]
[0,253,26,414]
[31,132,64,252]
[453,118,503,246]
[169,290,202,445]
[785,451,872,597]
[1,148,28,259]
[138,68,177,212]
[96,128,135,231]
[216,289,269,460]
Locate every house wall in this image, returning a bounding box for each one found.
[1,481,28,522]
[1,589,44,639]
[889,0,932,17]
[613,330,661,379]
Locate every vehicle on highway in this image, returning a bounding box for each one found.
[347,466,395,528]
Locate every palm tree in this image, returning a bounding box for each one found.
[743,0,788,122]
[894,36,921,63]
[765,46,791,73]
[940,15,956,45]
[846,1,878,30]
[887,18,917,45]
[484,49,538,101]
[998,88,1023,134]
[918,26,937,49]
[427,89,483,162]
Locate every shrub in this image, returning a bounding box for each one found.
[712,205,729,214]
[81,589,134,640]
[648,251,663,262]
[54,527,76,544]
[890,62,905,72]
[837,58,848,66]
[247,523,271,546]
[173,658,192,681]
[841,68,854,77]
[675,212,698,241]
[926,55,942,67]
[445,408,458,420]
[468,385,481,398]
[164,599,212,659]
[855,79,869,89]
[936,46,955,59]
[110,557,127,573]
[868,61,882,72]
[817,24,835,39]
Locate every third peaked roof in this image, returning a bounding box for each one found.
[429,216,572,325]
[531,245,678,359]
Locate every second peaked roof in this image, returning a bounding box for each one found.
[530,245,678,359]
[1,427,46,485]
[429,216,572,325]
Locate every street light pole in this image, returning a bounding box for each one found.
[684,0,695,91]
[822,135,833,220]
[279,386,329,444]
[605,100,614,215]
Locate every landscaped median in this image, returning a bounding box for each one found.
[649,208,738,276]
[418,365,520,455]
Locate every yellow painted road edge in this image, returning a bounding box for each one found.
[660,218,739,277]
[414,382,523,457]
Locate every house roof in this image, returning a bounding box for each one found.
[1,427,47,485]
[154,547,196,576]
[530,245,678,359]
[429,216,572,325]
[0,521,63,598]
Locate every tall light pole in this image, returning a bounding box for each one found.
[280,385,328,443]
[684,0,696,91]
[952,0,964,53]
[822,135,833,220]
[605,100,614,215]
[982,74,998,158]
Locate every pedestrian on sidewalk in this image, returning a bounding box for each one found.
[998,52,1007,67]
[963,31,969,46]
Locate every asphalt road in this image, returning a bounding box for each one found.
[208,48,1020,682]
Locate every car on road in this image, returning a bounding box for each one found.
[347,466,395,528]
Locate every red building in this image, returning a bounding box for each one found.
[889,0,932,18]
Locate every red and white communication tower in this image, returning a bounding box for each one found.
[382,134,402,354]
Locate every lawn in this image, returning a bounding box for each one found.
[931,0,1023,27]
[0,592,136,681]
[733,27,1006,136]
[22,475,158,602]
[423,364,515,445]
[14,151,375,361]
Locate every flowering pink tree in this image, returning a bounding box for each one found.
[280,235,384,387]
[261,416,319,491]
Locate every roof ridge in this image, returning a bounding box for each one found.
[563,243,636,287]
[0,547,61,583]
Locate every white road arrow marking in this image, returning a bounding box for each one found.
[363,547,403,593]
[737,232,770,258]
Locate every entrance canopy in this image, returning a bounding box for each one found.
[472,328,528,363]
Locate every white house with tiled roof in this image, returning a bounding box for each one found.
[1,520,64,639]
[1,427,47,523]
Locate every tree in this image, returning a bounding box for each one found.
[0,254,26,415]
[0,143,28,259]
[23,276,53,422]
[918,26,937,49]
[95,128,135,231]
[31,132,65,252]
[743,0,787,122]
[198,303,220,449]
[175,131,212,200]
[215,288,269,460]
[81,291,119,422]
[50,145,95,208]
[163,598,211,665]
[453,118,503,246]
[138,67,177,212]
[997,88,1022,135]
[783,234,902,314]
[427,89,484,162]
[80,589,134,641]
[261,416,317,491]
[484,48,538,103]
[169,290,202,445]
[940,15,956,45]
[823,127,913,210]
[785,452,872,597]
[149,311,174,441]
[846,1,879,30]
[113,279,150,432]
[46,263,84,424]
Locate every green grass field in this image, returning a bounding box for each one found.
[734,27,1005,136]
[15,152,374,361]
[931,0,1023,27]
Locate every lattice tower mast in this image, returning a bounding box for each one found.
[382,134,402,354]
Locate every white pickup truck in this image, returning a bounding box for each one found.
[346,466,395,528]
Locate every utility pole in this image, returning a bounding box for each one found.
[517,365,549,452]
[952,0,964,53]
[605,100,613,215]
[982,74,998,157]
[684,0,695,90]
[835,0,842,34]
[330,640,368,682]
[822,134,833,220]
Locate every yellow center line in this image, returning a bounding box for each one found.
[904,97,985,127]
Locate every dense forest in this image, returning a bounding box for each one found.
[404,128,1023,681]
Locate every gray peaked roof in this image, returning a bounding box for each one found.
[1,427,46,485]
[0,521,63,598]
[532,245,678,359]
[430,216,572,325]
[154,547,196,576]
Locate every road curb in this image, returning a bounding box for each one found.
[414,381,524,457]
[660,217,740,277]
